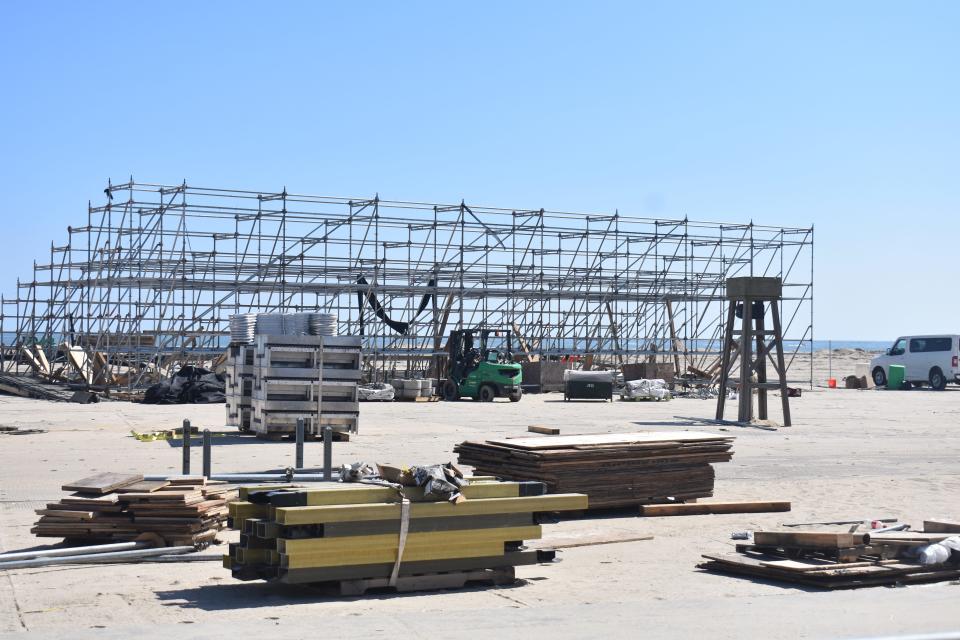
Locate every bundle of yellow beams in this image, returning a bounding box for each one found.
[224,479,588,586]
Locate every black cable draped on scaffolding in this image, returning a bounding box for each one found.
[356,276,437,335]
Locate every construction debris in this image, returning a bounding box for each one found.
[358,383,395,401]
[143,366,225,405]
[455,432,734,509]
[621,378,671,401]
[0,373,86,402]
[33,473,238,547]
[700,521,960,589]
[225,478,587,594]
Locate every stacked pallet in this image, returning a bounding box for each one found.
[225,343,254,431]
[700,523,960,589]
[249,334,361,438]
[224,479,587,593]
[454,431,734,509]
[32,473,238,547]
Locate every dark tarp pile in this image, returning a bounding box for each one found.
[143,366,226,404]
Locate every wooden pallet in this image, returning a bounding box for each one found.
[330,566,516,595]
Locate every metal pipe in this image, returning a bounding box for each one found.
[0,541,148,562]
[202,428,211,478]
[144,473,342,483]
[295,418,304,469]
[181,418,191,474]
[871,523,911,534]
[0,546,194,571]
[323,426,333,481]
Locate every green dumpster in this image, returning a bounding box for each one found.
[887,364,905,390]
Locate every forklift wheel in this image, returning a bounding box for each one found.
[478,385,496,402]
[441,380,460,401]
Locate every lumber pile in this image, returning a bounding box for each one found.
[224,479,587,594]
[700,523,960,589]
[32,473,238,547]
[454,431,734,509]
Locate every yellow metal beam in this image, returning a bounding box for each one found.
[275,494,587,525]
[279,525,541,554]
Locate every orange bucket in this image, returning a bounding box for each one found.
[827,378,837,388]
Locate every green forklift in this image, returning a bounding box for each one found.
[440,327,523,402]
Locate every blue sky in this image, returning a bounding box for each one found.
[1,1,957,340]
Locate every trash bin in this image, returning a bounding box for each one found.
[887,365,905,390]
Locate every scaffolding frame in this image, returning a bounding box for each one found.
[0,179,814,388]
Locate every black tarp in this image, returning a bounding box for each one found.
[143,365,226,404]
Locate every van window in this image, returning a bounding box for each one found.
[909,337,953,353]
[891,339,907,356]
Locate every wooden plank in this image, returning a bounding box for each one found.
[757,558,901,572]
[527,425,560,435]
[752,531,869,548]
[115,481,170,493]
[485,431,730,450]
[33,345,51,376]
[61,473,144,494]
[639,501,791,517]
[923,520,960,534]
[868,532,953,543]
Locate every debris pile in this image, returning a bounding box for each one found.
[621,378,671,401]
[700,520,960,589]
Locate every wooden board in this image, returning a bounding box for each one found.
[527,425,560,435]
[115,481,170,493]
[923,520,960,534]
[640,501,790,517]
[61,473,144,494]
[485,431,729,450]
[752,531,869,549]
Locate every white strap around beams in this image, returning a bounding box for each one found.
[389,498,411,587]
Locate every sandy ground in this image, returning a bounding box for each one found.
[1,352,959,639]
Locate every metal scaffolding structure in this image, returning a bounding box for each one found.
[0,180,814,388]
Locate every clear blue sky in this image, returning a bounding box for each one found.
[1,1,957,340]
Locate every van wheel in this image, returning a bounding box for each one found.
[929,367,947,390]
[872,367,887,387]
[478,385,497,402]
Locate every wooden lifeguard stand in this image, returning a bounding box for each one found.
[715,277,792,426]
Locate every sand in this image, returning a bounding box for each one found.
[0,351,958,639]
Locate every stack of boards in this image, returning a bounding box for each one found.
[225,479,588,594]
[699,522,960,589]
[455,432,734,509]
[32,472,238,546]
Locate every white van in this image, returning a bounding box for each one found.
[869,335,960,390]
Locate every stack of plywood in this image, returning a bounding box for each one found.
[249,335,361,438]
[455,432,734,509]
[224,479,587,594]
[32,473,238,547]
[700,522,960,589]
